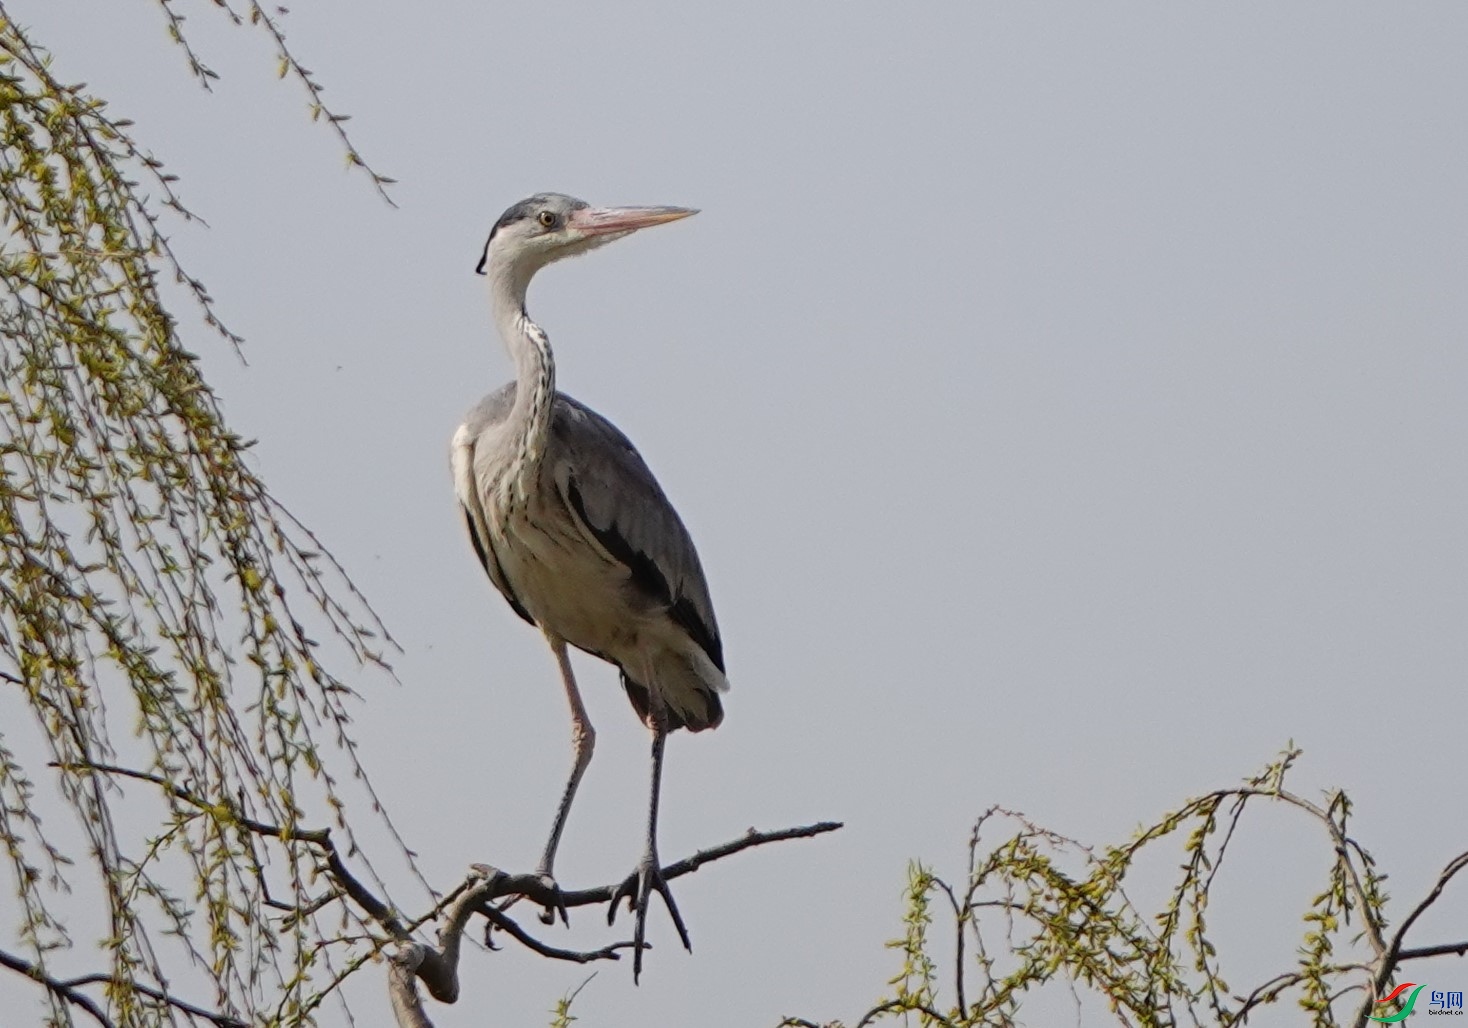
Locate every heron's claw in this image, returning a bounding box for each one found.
[607,855,690,982]
[534,871,569,927]
[489,869,567,937]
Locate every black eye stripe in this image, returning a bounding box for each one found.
[477,207,533,273]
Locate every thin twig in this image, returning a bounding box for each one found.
[242,1,398,203]
[478,907,635,964]
[1231,964,1366,1023]
[56,973,247,1028]
[58,760,409,938]
[5,945,237,1028]
[853,997,957,1028]
[932,876,967,1015]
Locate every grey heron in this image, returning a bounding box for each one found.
[453,193,725,979]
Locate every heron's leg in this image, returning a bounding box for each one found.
[608,704,691,983]
[513,634,593,934]
[535,634,595,917]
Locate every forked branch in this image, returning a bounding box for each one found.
[61,760,839,1027]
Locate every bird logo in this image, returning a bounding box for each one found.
[1369,983,1425,1022]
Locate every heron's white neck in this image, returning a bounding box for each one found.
[487,257,555,502]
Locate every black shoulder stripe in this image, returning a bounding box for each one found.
[462,506,535,627]
[565,479,721,670]
[565,479,671,603]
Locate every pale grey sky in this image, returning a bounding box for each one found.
[18,2,1468,1024]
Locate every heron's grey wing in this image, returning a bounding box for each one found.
[549,394,724,672]
[457,383,536,627]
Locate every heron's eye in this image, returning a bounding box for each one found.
[538,210,557,229]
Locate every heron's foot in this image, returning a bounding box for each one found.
[533,869,569,927]
[485,870,567,943]
[608,853,690,982]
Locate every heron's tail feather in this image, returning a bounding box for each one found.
[622,651,724,732]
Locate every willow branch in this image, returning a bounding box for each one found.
[853,997,957,1028]
[242,0,398,201]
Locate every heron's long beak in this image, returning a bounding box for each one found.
[570,205,698,237]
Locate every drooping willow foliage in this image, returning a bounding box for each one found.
[781,749,1468,1028]
[0,4,413,1025]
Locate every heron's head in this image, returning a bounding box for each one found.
[476,193,696,284]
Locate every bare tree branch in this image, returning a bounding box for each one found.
[57,760,412,938]
[380,829,840,1025]
[1398,940,1468,961]
[387,946,432,1028]
[552,821,845,910]
[0,949,114,1028]
[1387,851,1468,961]
[931,876,967,1015]
[2,945,245,1028]
[69,759,841,1018]
[387,871,500,1027]
[478,905,636,964]
[55,972,247,1028]
[1357,850,1468,1027]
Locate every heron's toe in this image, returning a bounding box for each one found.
[535,871,569,927]
[607,855,690,983]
